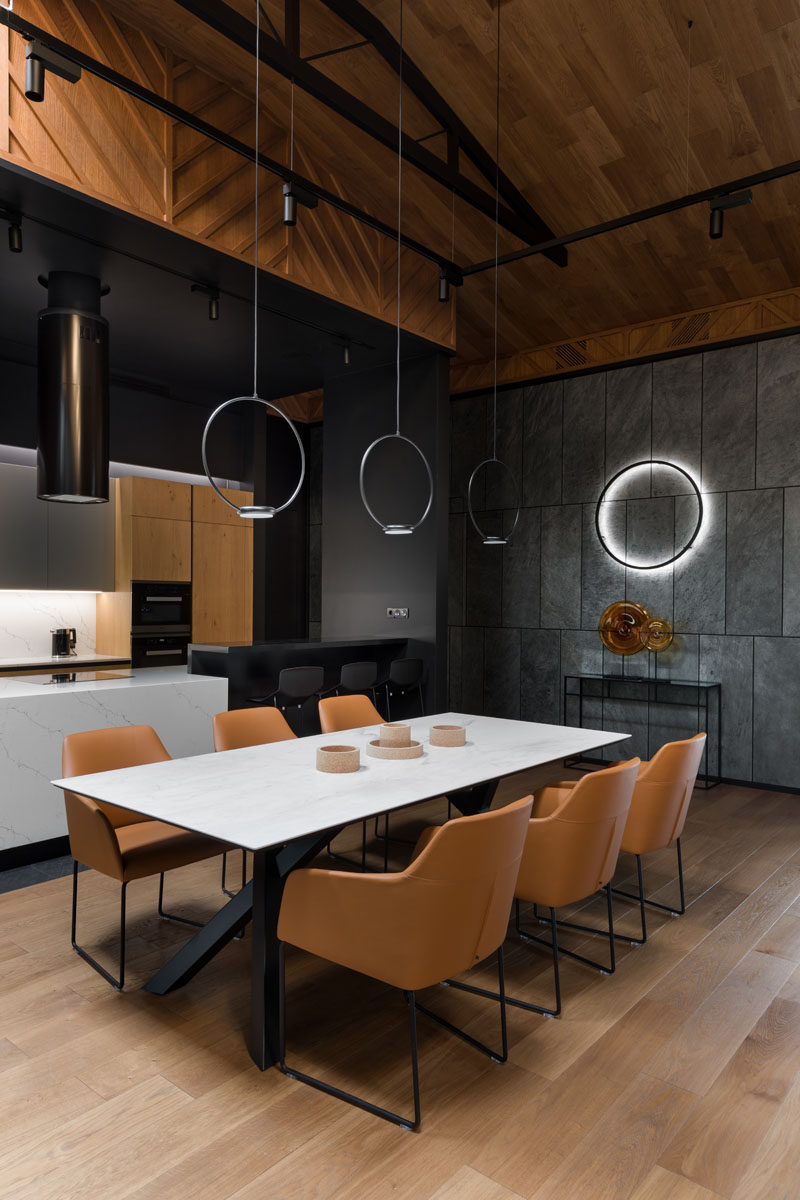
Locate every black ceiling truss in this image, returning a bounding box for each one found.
[462,157,800,276]
[171,0,566,267]
[0,7,461,282]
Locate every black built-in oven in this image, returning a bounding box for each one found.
[130,633,190,668]
[131,580,191,634]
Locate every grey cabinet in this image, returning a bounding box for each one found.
[0,462,114,590]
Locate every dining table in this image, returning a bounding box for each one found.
[54,712,630,1070]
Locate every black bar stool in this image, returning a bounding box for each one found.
[250,665,325,734]
[377,658,425,721]
[336,661,381,707]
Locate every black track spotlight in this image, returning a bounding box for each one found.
[438,271,450,303]
[708,205,724,239]
[283,184,298,227]
[191,282,220,321]
[343,342,351,366]
[24,40,81,104]
[8,221,22,254]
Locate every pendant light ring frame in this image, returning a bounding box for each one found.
[359,433,434,534]
[202,394,306,519]
[467,457,521,545]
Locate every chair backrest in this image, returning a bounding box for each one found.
[389,658,423,687]
[213,706,297,752]
[62,725,170,829]
[339,661,378,691]
[623,733,707,854]
[406,795,533,972]
[515,758,640,908]
[278,665,324,700]
[318,693,383,733]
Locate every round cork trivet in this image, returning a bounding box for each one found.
[366,739,423,760]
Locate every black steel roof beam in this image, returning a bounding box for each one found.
[284,0,299,57]
[170,0,552,255]
[315,0,566,267]
[0,8,462,280]
[462,157,800,275]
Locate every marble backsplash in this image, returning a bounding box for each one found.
[0,592,97,659]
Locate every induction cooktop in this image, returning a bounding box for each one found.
[9,670,134,685]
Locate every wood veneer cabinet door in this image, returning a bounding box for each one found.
[192,522,253,643]
[127,476,191,521]
[130,516,191,582]
[192,485,254,527]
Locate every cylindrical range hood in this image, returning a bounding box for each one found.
[37,271,109,503]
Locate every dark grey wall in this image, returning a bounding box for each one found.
[307,422,323,640]
[449,333,800,789]
[322,353,450,709]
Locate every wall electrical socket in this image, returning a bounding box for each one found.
[386,607,409,619]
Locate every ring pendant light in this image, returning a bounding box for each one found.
[201,0,305,519]
[359,0,433,536]
[466,2,520,547]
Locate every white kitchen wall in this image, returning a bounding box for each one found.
[0,592,97,658]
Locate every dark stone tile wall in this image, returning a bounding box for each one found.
[448,332,800,789]
[307,422,323,639]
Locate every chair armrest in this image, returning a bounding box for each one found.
[531,782,575,818]
[64,791,124,880]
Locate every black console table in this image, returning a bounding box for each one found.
[563,673,721,788]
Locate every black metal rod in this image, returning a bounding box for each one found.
[464,156,800,275]
[0,7,461,279]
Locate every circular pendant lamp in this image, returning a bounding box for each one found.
[466,2,520,547]
[201,0,305,518]
[359,0,433,536]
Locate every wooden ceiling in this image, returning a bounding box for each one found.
[88,0,800,364]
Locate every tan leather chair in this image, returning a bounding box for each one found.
[450,759,639,1019]
[318,694,384,869]
[63,725,227,990]
[212,707,297,894]
[531,734,706,944]
[278,792,533,1131]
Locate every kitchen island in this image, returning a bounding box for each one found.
[0,666,228,861]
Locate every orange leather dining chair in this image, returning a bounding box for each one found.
[524,734,706,944]
[318,694,384,869]
[277,793,533,1131]
[63,725,228,990]
[212,707,297,895]
[449,759,639,1019]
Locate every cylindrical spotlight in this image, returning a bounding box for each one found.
[438,272,450,303]
[709,206,724,239]
[344,343,351,366]
[209,295,219,321]
[8,222,22,253]
[283,189,297,227]
[25,54,45,102]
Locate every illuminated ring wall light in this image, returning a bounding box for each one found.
[595,459,704,569]
[359,433,434,534]
[467,458,521,545]
[202,395,306,518]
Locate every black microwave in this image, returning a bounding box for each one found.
[131,580,191,634]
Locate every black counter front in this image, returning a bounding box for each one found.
[188,638,409,717]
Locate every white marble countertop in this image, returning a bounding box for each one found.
[55,712,631,852]
[0,665,205,700]
[0,652,130,672]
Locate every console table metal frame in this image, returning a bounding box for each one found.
[562,674,721,789]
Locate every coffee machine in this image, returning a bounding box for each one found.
[51,628,76,658]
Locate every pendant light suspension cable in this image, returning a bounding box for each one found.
[466,1,520,547]
[202,0,306,520]
[359,0,433,536]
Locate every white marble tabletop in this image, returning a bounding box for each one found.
[54,713,630,852]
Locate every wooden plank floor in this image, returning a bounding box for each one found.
[1,772,799,1199]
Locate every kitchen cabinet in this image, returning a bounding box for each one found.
[191,486,253,644]
[0,463,114,590]
[114,476,191,586]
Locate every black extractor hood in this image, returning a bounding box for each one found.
[37,270,109,503]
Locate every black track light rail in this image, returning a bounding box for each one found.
[172,0,565,266]
[0,7,462,281]
[463,159,800,276]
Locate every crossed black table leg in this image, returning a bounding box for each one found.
[143,779,500,1071]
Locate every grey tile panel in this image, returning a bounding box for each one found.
[448,625,462,710]
[756,332,800,488]
[582,501,626,629]
[451,395,487,506]
[752,636,800,788]
[521,629,560,724]
[726,488,783,636]
[701,344,756,492]
[460,626,485,715]
[652,353,702,489]
[486,388,524,510]
[502,506,540,629]
[448,513,466,627]
[563,373,606,503]
[465,521,502,627]
[523,381,563,507]
[700,635,753,781]
[541,505,582,629]
[484,627,521,719]
[783,487,800,636]
[604,363,652,482]
[673,490,726,635]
